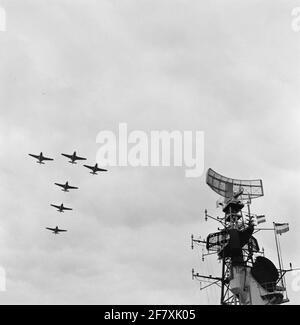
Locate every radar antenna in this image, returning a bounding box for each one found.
[192,168,297,305]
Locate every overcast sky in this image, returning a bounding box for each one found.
[0,0,300,304]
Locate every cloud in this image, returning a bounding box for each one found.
[0,0,299,304]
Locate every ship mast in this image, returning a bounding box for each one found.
[192,168,297,305]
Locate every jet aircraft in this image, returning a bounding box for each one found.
[50,203,73,212]
[83,163,108,175]
[61,151,86,164]
[46,226,67,234]
[54,181,79,192]
[29,152,54,164]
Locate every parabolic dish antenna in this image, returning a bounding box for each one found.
[206,168,263,201]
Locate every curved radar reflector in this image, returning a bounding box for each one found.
[206,168,263,200]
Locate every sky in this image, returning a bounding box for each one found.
[0,0,300,304]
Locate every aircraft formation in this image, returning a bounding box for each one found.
[29,151,108,234]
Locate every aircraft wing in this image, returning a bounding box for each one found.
[42,156,54,161]
[62,206,72,211]
[96,167,108,172]
[51,204,60,209]
[68,185,78,189]
[29,154,39,159]
[83,164,94,171]
[61,153,73,159]
[57,229,67,232]
[75,156,87,161]
[54,183,65,188]
[46,227,56,232]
